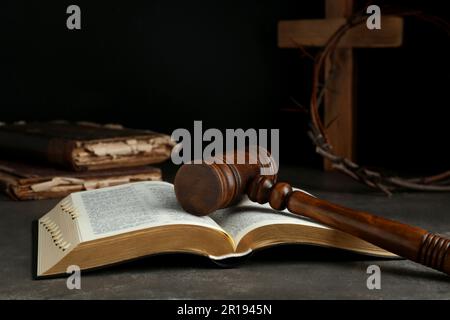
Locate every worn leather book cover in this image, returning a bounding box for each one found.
[0,160,162,200]
[0,122,174,171]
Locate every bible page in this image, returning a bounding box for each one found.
[209,189,329,245]
[71,181,225,241]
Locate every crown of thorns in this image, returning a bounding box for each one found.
[305,8,450,195]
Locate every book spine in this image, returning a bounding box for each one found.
[0,130,77,170]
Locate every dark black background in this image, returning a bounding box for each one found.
[1,0,448,173]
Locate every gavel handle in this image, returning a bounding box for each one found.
[248,177,450,275]
[287,191,450,275]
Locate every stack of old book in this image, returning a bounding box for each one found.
[0,122,174,200]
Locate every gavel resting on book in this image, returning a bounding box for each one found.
[174,153,450,275]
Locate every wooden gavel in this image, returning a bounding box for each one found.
[174,155,450,275]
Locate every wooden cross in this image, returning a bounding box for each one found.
[278,0,404,169]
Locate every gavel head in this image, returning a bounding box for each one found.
[174,149,277,216]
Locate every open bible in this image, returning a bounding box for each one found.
[37,181,396,277]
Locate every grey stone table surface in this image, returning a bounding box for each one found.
[0,165,449,299]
